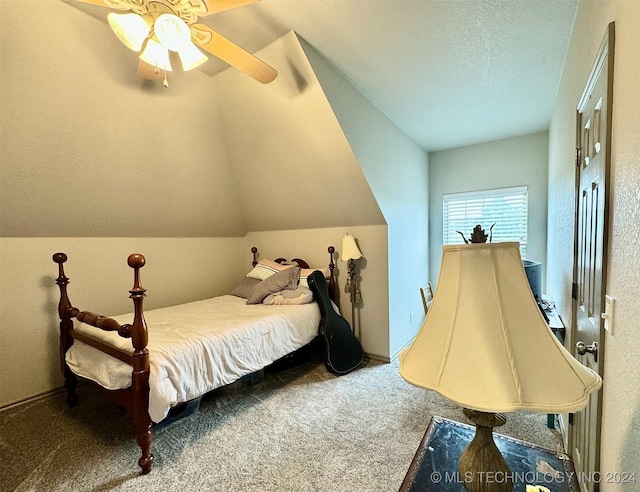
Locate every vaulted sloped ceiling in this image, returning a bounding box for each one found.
[0,2,383,237]
[214,31,385,232]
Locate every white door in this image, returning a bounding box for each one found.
[570,22,614,492]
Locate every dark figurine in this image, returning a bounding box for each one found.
[456,224,495,244]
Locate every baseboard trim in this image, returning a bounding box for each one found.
[362,336,417,364]
[364,352,391,363]
[389,335,416,362]
[0,386,70,412]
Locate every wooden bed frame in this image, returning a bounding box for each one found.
[53,246,337,474]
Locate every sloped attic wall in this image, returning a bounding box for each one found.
[298,38,431,359]
[1,0,245,238]
[213,31,385,231]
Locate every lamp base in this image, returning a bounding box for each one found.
[459,409,512,492]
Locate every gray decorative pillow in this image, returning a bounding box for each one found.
[230,277,261,299]
[246,267,301,304]
[263,286,314,305]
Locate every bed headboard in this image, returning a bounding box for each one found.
[251,246,337,302]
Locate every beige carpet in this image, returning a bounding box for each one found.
[0,358,563,491]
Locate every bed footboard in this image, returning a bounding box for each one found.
[53,253,154,474]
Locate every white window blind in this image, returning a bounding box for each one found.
[443,186,528,258]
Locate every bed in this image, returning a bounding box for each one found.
[53,246,337,474]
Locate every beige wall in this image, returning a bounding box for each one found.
[0,232,387,406]
[547,0,640,486]
[0,237,245,406]
[0,0,244,237]
[429,132,549,284]
[245,226,389,359]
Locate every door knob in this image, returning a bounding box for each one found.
[576,341,598,363]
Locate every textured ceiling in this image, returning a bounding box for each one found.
[204,0,579,151]
[68,0,578,152]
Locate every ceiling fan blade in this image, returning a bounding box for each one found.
[74,0,130,9]
[198,0,260,16]
[191,24,277,84]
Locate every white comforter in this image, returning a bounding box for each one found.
[65,295,320,423]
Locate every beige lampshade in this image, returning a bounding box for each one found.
[400,242,601,413]
[107,13,151,52]
[341,234,363,261]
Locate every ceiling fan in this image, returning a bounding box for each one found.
[77,0,277,87]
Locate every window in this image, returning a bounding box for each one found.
[443,186,528,258]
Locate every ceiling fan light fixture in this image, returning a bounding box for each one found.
[77,0,278,85]
[154,14,192,52]
[176,42,209,71]
[139,38,173,72]
[107,12,151,52]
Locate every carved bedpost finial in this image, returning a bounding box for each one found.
[251,247,258,267]
[53,252,68,265]
[327,246,337,303]
[127,254,147,352]
[127,254,146,291]
[128,253,146,269]
[53,253,72,318]
[53,253,69,288]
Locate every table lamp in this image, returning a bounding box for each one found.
[399,227,601,492]
[342,233,364,337]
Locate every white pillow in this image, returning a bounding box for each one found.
[246,259,292,280]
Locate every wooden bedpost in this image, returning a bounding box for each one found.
[327,246,337,303]
[251,246,258,267]
[53,253,79,407]
[126,254,154,474]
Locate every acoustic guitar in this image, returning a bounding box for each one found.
[308,270,364,375]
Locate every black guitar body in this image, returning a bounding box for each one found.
[308,270,364,375]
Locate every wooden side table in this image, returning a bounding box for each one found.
[399,416,579,491]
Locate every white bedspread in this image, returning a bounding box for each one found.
[65,295,320,423]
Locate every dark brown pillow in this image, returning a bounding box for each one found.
[230,277,261,299]
[246,267,301,304]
